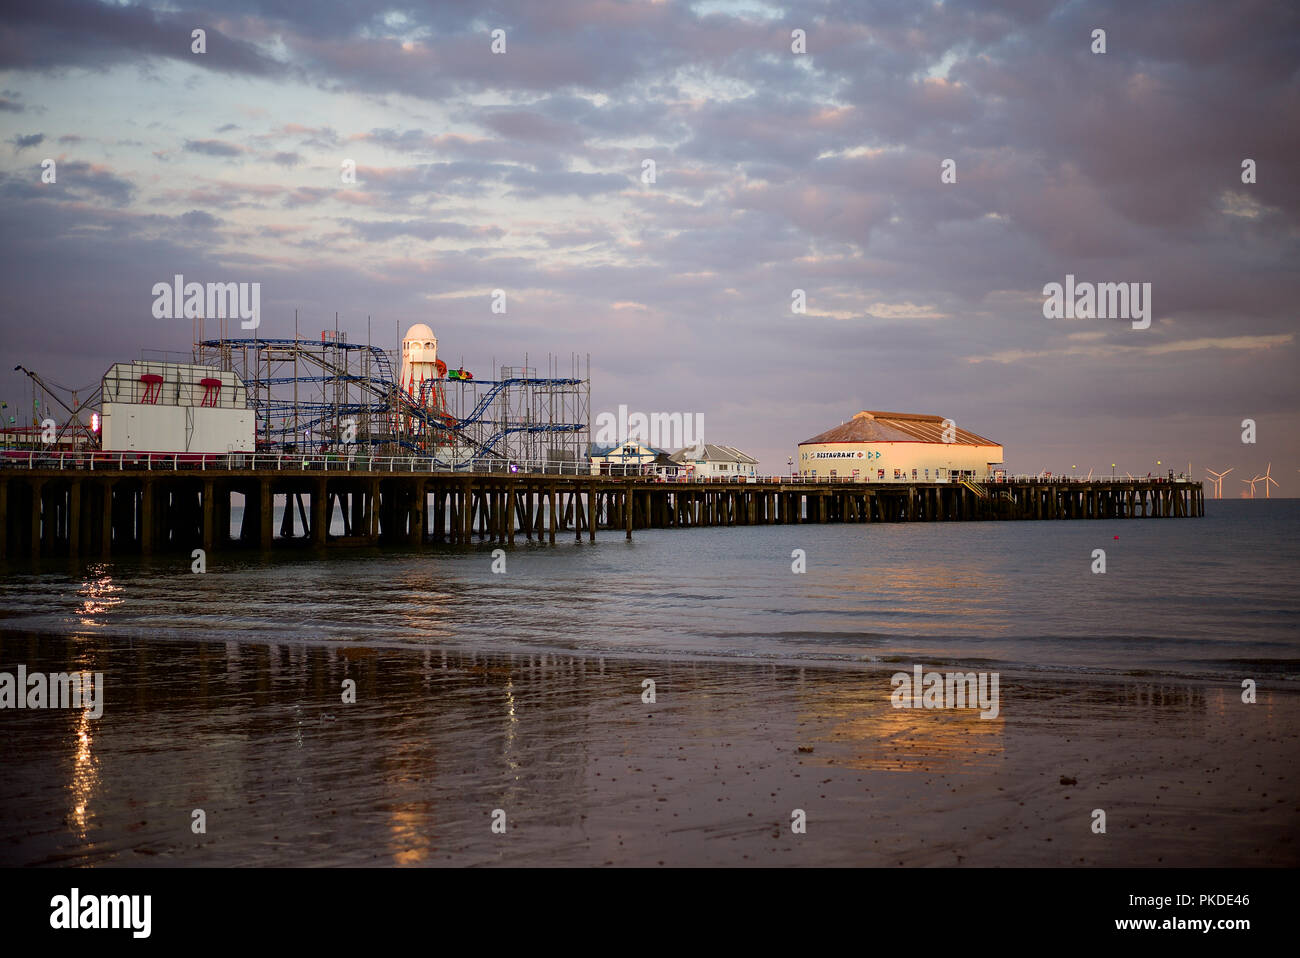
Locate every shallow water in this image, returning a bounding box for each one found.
[1,499,1295,680]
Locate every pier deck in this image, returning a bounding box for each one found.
[0,456,1203,559]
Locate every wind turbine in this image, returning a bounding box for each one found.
[1242,475,1260,498]
[1261,463,1279,499]
[1206,467,1232,499]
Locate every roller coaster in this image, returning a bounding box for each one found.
[194,335,590,469]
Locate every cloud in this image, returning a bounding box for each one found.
[54,161,137,205]
[350,128,440,152]
[275,124,340,149]
[11,132,44,150]
[0,0,285,77]
[339,218,505,242]
[184,139,244,157]
[504,168,628,199]
[179,209,220,229]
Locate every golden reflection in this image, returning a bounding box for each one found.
[823,560,1015,637]
[77,568,123,624]
[68,707,100,840]
[504,676,519,775]
[802,673,1005,773]
[388,803,433,865]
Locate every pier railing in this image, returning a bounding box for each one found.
[0,457,1205,560]
[0,449,1198,484]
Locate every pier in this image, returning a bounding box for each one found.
[0,453,1203,560]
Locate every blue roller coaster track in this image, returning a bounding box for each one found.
[200,338,585,461]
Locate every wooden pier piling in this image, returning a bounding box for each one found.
[0,465,1204,560]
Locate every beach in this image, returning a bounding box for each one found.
[2,629,1295,867]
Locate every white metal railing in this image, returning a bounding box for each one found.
[0,449,1199,484]
[0,449,590,475]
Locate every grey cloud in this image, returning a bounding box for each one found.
[504,168,628,199]
[340,218,506,242]
[184,139,243,157]
[24,160,137,206]
[0,0,286,77]
[479,111,585,146]
[355,128,439,152]
[179,209,220,229]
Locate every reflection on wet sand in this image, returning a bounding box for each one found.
[1,629,1294,867]
[815,691,1005,773]
[68,707,99,841]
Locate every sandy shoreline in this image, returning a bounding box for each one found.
[1,629,1296,866]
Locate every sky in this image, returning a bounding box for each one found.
[0,0,1296,487]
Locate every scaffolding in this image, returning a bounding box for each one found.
[192,321,590,470]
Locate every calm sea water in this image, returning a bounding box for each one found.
[1,499,1296,680]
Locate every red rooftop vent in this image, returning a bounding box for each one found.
[200,377,223,407]
[139,373,163,404]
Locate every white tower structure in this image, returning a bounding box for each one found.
[399,323,441,403]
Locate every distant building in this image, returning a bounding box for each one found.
[798,410,1003,481]
[589,440,672,476]
[101,361,255,455]
[669,443,759,480]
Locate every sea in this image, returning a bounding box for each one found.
[1,499,1296,682]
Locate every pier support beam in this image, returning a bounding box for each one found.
[259,480,273,549]
[30,480,43,558]
[313,479,328,547]
[141,480,154,556]
[68,481,81,556]
[203,479,215,553]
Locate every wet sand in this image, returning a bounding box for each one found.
[1,629,1296,866]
